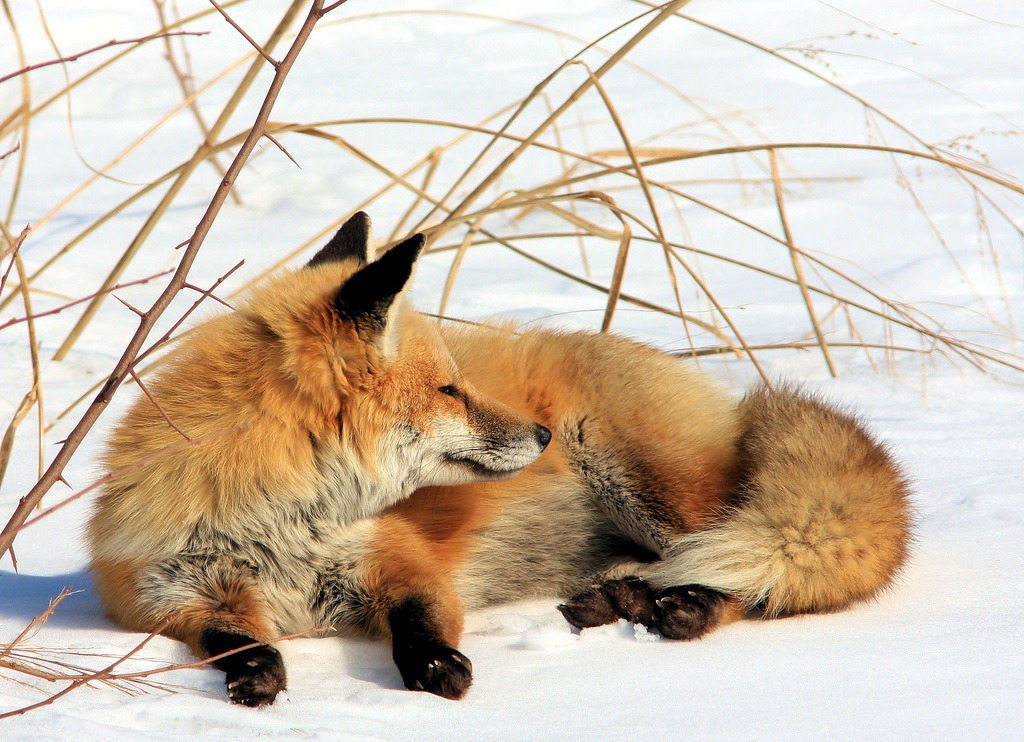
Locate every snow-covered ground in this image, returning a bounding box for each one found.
[2,1,1023,738]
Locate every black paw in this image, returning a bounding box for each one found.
[651,584,727,640]
[201,629,286,707]
[393,641,473,700]
[558,577,655,629]
[224,645,287,706]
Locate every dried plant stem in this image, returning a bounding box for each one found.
[438,216,485,319]
[389,147,443,245]
[0,625,323,716]
[0,271,173,333]
[3,0,32,273]
[580,64,692,346]
[667,3,1024,250]
[593,194,632,333]
[1,582,323,716]
[289,126,735,342]
[768,148,837,376]
[0,390,36,491]
[0,0,350,565]
[13,253,43,481]
[0,225,29,302]
[0,31,207,86]
[0,615,176,720]
[153,0,239,203]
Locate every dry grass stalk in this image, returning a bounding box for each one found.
[768,148,837,377]
[0,587,327,719]
[152,0,239,203]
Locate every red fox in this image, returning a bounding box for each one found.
[87,213,912,706]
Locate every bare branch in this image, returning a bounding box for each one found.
[0,588,74,660]
[0,31,208,86]
[0,615,176,720]
[128,368,192,442]
[0,143,21,162]
[0,225,30,299]
[0,270,172,333]
[137,260,244,363]
[263,131,301,168]
[0,589,323,717]
[208,0,278,67]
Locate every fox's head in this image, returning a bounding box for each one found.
[240,213,549,515]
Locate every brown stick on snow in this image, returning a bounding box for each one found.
[0,0,350,564]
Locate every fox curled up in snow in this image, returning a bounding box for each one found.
[87,212,912,706]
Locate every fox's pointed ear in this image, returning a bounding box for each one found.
[334,233,425,333]
[307,212,372,268]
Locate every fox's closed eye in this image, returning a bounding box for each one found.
[438,385,459,397]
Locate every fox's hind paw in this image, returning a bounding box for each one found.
[393,641,473,700]
[651,584,728,640]
[222,645,287,707]
[558,577,655,629]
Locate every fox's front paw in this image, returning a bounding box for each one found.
[393,641,473,700]
[202,629,286,707]
[558,577,655,629]
[223,645,287,707]
[651,584,728,640]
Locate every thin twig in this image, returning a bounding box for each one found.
[0,31,208,85]
[263,131,300,167]
[136,260,244,365]
[0,615,177,720]
[0,589,74,661]
[0,225,30,299]
[128,369,192,442]
[0,270,173,332]
[0,142,21,161]
[208,0,278,67]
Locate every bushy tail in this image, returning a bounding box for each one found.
[652,386,913,617]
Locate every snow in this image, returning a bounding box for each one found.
[2,1,1023,738]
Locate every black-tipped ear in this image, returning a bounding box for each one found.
[334,233,426,334]
[307,212,372,268]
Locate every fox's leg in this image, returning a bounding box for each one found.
[313,514,472,700]
[558,417,746,639]
[562,387,912,638]
[387,595,472,699]
[137,555,285,706]
[558,577,745,640]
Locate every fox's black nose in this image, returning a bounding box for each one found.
[535,424,552,449]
